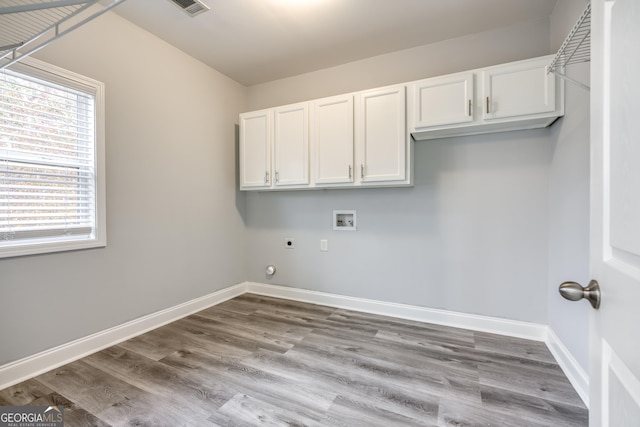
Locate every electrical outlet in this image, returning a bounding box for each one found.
[284,238,295,249]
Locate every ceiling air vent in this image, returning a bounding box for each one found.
[169,0,210,17]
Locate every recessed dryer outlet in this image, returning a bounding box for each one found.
[333,210,356,231]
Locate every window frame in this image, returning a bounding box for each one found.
[0,57,106,258]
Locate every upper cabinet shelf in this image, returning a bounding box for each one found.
[547,3,591,91]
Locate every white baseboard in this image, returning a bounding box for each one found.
[245,282,548,341]
[546,328,590,408]
[0,282,248,391]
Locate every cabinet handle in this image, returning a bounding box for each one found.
[468,99,472,116]
[265,171,269,184]
[275,171,279,183]
[361,164,365,179]
[486,96,490,114]
[348,165,352,180]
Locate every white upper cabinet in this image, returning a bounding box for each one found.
[239,109,271,189]
[239,55,562,191]
[482,56,556,120]
[273,103,309,187]
[356,85,406,183]
[411,72,474,128]
[239,86,410,191]
[311,94,354,186]
[240,103,309,190]
[408,54,563,141]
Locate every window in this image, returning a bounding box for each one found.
[0,57,105,258]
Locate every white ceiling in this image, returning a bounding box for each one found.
[114,0,558,86]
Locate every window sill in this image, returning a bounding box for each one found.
[0,236,107,259]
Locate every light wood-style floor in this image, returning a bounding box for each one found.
[0,294,588,426]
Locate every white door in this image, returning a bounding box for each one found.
[410,72,474,129]
[356,85,406,183]
[311,94,353,185]
[589,0,640,425]
[482,56,556,120]
[273,103,309,187]
[239,109,271,189]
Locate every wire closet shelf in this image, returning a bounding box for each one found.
[547,2,591,91]
[0,0,128,71]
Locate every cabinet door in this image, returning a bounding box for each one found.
[482,57,556,120]
[411,72,474,128]
[356,85,406,183]
[239,109,271,189]
[274,103,309,187]
[311,95,354,185]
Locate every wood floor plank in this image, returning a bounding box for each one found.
[95,390,204,427]
[0,294,588,426]
[160,346,337,417]
[213,298,263,315]
[301,325,482,384]
[478,358,585,408]
[179,313,299,353]
[475,331,558,364]
[34,359,150,416]
[324,395,439,427]
[167,321,287,356]
[330,309,476,343]
[118,321,253,361]
[374,327,477,352]
[0,378,56,406]
[255,309,381,338]
[33,359,204,425]
[281,345,458,420]
[299,329,477,394]
[235,294,336,319]
[479,383,590,427]
[82,345,235,413]
[197,307,315,340]
[437,396,551,427]
[214,392,327,427]
[29,392,109,427]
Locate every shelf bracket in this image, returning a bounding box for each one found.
[548,67,590,92]
[547,3,591,91]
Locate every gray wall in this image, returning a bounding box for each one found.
[245,20,554,323]
[248,19,552,111]
[0,13,248,365]
[548,0,591,372]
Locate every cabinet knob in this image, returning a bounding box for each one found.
[264,171,269,184]
[348,165,352,180]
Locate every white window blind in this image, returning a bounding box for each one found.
[0,58,105,257]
